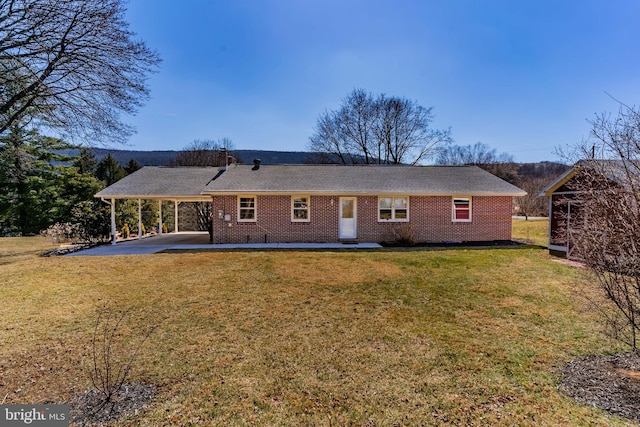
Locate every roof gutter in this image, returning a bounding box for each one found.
[200,190,527,197]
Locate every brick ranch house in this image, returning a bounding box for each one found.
[96,162,525,245]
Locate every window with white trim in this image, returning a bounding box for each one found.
[238,196,256,221]
[378,197,409,221]
[292,196,310,222]
[452,197,471,222]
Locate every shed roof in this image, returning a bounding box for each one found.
[96,164,525,199]
[539,166,579,196]
[539,160,636,197]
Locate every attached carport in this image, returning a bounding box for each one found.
[95,167,219,245]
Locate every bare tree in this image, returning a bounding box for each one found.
[0,0,161,143]
[373,94,452,164]
[167,138,236,167]
[515,176,548,219]
[309,89,452,165]
[434,141,519,182]
[168,138,237,232]
[434,141,513,166]
[310,89,375,164]
[568,103,640,352]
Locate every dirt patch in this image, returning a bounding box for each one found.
[68,382,155,426]
[559,353,640,422]
[551,258,586,268]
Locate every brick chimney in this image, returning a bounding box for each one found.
[218,149,237,168]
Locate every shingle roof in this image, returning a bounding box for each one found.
[95,164,526,199]
[539,160,637,196]
[95,167,217,199]
[202,164,525,195]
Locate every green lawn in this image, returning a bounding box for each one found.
[512,217,549,247]
[0,235,630,425]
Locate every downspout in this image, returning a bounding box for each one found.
[100,197,117,245]
[209,197,214,244]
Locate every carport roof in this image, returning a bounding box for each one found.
[95,166,217,200]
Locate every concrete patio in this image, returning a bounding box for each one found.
[66,232,382,256]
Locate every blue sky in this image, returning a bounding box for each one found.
[123,0,640,163]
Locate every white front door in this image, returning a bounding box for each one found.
[339,197,357,239]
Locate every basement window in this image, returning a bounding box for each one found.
[452,197,472,222]
[238,196,256,222]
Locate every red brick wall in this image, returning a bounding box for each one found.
[210,195,513,244]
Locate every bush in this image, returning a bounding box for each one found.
[85,305,160,419]
[391,223,415,246]
[121,223,130,239]
[41,222,83,244]
[162,223,167,234]
[131,222,146,236]
[70,200,110,243]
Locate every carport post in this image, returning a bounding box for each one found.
[138,199,142,240]
[110,198,116,245]
[158,200,163,235]
[174,200,179,233]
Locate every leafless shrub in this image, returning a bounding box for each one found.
[566,102,640,352]
[40,222,83,244]
[87,305,160,416]
[390,223,416,246]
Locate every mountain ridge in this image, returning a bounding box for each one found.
[70,148,568,179]
[77,148,315,166]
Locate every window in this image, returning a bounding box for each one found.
[292,196,310,222]
[378,197,409,221]
[238,196,256,221]
[453,197,471,222]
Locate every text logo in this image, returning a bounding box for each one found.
[1,405,68,426]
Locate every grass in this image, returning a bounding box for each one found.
[512,217,549,247]
[0,234,631,425]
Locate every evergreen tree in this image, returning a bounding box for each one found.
[0,125,77,234]
[96,154,126,186]
[0,123,109,238]
[74,148,98,175]
[124,159,142,175]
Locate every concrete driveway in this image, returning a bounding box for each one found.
[67,232,381,256]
